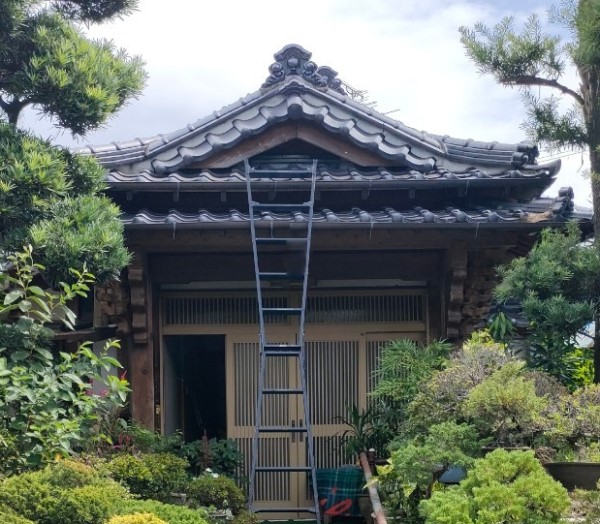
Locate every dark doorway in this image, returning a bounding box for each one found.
[163,335,226,441]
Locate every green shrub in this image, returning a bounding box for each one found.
[0,505,35,524]
[142,453,189,498]
[107,453,189,502]
[0,470,57,524]
[107,514,167,524]
[385,422,483,487]
[117,499,209,524]
[0,248,129,475]
[106,454,153,496]
[0,463,128,524]
[462,361,548,446]
[187,474,246,514]
[571,484,600,523]
[231,511,260,524]
[420,449,569,524]
[49,485,115,524]
[39,459,102,489]
[406,339,513,435]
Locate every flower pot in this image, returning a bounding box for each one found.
[544,462,600,491]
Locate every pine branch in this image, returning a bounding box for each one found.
[508,75,584,106]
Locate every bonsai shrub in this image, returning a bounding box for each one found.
[462,361,549,446]
[540,383,600,461]
[106,452,189,502]
[420,449,570,524]
[385,422,483,487]
[107,514,167,524]
[116,499,209,524]
[187,473,246,514]
[379,422,484,523]
[406,336,514,435]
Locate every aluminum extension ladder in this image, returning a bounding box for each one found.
[245,158,320,521]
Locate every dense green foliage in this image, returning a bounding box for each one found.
[462,361,549,446]
[0,461,127,524]
[107,514,167,524]
[119,500,208,524]
[420,450,570,524]
[106,453,189,502]
[0,0,144,284]
[385,422,482,487]
[369,339,451,441]
[0,249,129,474]
[0,120,130,285]
[187,474,246,514]
[114,423,244,477]
[116,500,209,524]
[492,223,599,387]
[405,336,513,434]
[0,0,145,132]
[460,1,600,382]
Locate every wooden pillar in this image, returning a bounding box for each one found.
[447,242,468,340]
[128,252,155,429]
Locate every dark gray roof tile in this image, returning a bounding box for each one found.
[105,163,556,189]
[121,192,588,229]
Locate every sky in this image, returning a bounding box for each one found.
[21,0,592,205]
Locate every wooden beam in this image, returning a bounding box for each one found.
[126,227,527,253]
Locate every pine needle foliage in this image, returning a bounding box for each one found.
[0,0,144,284]
[460,1,600,381]
[494,223,600,385]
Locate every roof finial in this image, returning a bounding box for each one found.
[262,44,345,94]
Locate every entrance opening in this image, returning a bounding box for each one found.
[163,335,226,441]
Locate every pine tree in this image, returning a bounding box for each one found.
[460,1,600,382]
[0,0,146,284]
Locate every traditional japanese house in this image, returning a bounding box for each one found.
[82,44,589,513]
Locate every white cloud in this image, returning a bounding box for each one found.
[20,0,590,204]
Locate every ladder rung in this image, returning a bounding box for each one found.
[253,507,317,514]
[256,237,307,245]
[252,202,311,212]
[259,272,304,281]
[263,388,304,394]
[259,426,307,433]
[262,307,303,316]
[264,344,301,356]
[255,466,312,472]
[264,344,301,352]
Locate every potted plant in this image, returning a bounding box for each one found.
[541,384,600,490]
[337,404,392,462]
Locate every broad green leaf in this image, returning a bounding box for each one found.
[3,290,23,305]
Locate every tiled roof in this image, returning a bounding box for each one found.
[77,44,550,180]
[106,163,557,191]
[122,188,582,229]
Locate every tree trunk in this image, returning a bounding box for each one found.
[580,64,600,383]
